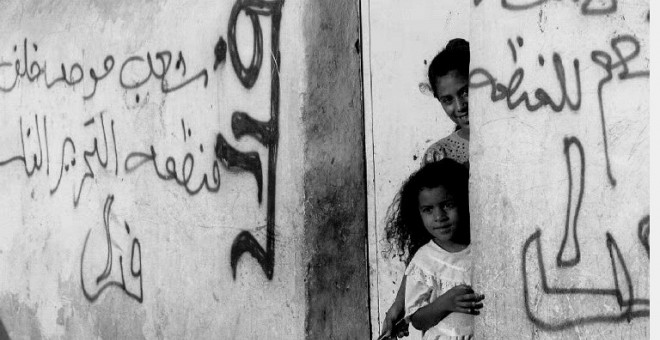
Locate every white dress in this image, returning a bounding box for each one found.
[404,241,473,340]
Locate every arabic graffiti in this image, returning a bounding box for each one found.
[521,137,649,330]
[470,34,648,188]
[0,115,48,177]
[119,51,208,94]
[80,195,143,303]
[469,0,648,332]
[124,138,222,196]
[469,46,582,113]
[555,137,584,268]
[117,0,285,283]
[473,0,618,15]
[0,38,208,100]
[638,215,649,257]
[222,0,284,281]
[0,112,119,207]
[75,113,119,206]
[590,35,649,187]
[0,0,287,311]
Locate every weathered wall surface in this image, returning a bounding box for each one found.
[302,1,370,339]
[361,1,469,338]
[470,0,649,338]
[0,0,366,338]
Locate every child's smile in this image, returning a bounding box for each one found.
[434,70,470,131]
[418,185,465,251]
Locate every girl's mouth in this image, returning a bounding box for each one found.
[455,114,469,125]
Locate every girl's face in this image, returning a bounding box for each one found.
[418,185,463,247]
[433,70,469,131]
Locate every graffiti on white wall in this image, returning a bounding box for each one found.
[0,0,286,312]
[470,0,648,332]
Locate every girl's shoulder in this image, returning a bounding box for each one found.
[422,131,469,165]
[405,242,472,286]
[442,131,468,148]
[406,242,437,267]
[426,134,453,150]
[404,243,438,286]
[406,242,472,274]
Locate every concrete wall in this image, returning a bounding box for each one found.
[0,0,368,339]
[470,0,649,338]
[361,1,469,338]
[302,1,370,339]
[363,0,648,338]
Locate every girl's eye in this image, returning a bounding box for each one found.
[460,90,469,98]
[444,201,456,209]
[440,97,452,105]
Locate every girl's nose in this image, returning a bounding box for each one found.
[434,208,447,221]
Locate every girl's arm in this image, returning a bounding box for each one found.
[389,275,406,319]
[380,276,409,339]
[409,285,484,331]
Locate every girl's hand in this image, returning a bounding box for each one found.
[443,285,485,315]
[379,276,409,339]
[378,313,408,340]
[409,284,485,331]
[425,147,446,164]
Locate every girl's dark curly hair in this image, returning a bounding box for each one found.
[428,38,470,98]
[384,159,469,265]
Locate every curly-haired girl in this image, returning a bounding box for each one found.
[382,159,483,340]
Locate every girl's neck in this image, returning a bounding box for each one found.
[456,127,470,141]
[432,239,468,253]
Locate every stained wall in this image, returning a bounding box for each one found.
[363,0,649,339]
[470,0,649,338]
[0,0,367,339]
[361,1,469,339]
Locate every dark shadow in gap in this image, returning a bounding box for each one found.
[0,318,10,340]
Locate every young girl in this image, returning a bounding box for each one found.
[385,159,483,339]
[423,38,470,167]
[379,39,471,339]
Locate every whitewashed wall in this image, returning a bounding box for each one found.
[0,0,308,338]
[365,0,649,339]
[470,0,649,338]
[362,1,470,338]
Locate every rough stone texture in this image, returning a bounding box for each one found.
[302,0,370,339]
